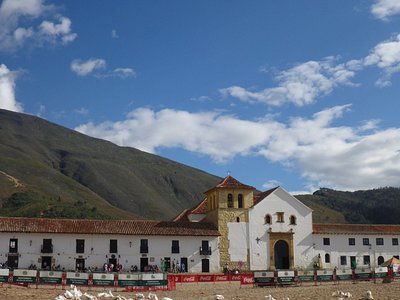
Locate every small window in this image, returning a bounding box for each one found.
[376,238,384,246]
[9,239,18,253]
[76,239,85,254]
[340,256,347,266]
[238,194,243,208]
[323,238,330,246]
[42,239,53,253]
[393,238,399,246]
[227,193,233,208]
[265,214,271,224]
[378,256,384,265]
[325,253,330,263]
[200,240,211,255]
[140,239,148,253]
[277,212,284,223]
[110,239,118,253]
[363,238,370,246]
[349,238,355,246]
[236,217,240,222]
[171,240,180,254]
[363,255,370,265]
[289,215,296,225]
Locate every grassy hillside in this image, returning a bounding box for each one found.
[0,109,221,220]
[296,187,400,224]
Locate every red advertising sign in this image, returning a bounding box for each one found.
[229,274,241,281]
[240,274,254,285]
[198,275,214,282]
[181,275,198,283]
[214,275,229,281]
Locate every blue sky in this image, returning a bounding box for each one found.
[1,0,400,193]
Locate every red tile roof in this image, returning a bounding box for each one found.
[205,175,255,193]
[253,187,279,205]
[190,198,208,214]
[171,209,190,222]
[313,223,400,235]
[172,198,208,222]
[0,217,220,236]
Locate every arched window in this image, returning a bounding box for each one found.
[264,214,271,224]
[236,217,240,222]
[290,215,296,225]
[378,256,384,266]
[227,193,233,208]
[325,253,330,263]
[238,194,243,208]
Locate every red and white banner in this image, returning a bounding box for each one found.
[198,275,214,282]
[181,275,198,283]
[240,274,254,285]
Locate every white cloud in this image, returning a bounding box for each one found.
[76,105,400,191]
[71,58,106,76]
[76,108,276,163]
[262,179,282,190]
[364,34,400,86]
[39,16,77,44]
[71,59,136,79]
[371,0,400,20]
[364,34,400,68]
[74,107,89,116]
[220,57,356,106]
[111,29,119,39]
[0,64,23,112]
[37,104,45,117]
[0,0,76,52]
[110,68,136,78]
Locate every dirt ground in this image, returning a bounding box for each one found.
[1,280,400,299]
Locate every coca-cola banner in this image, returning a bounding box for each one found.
[229,274,242,281]
[181,275,198,283]
[198,275,214,282]
[214,275,229,281]
[240,274,254,285]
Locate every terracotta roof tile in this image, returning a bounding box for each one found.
[0,217,220,236]
[253,187,278,205]
[313,223,400,235]
[191,198,208,214]
[205,176,255,193]
[170,209,190,222]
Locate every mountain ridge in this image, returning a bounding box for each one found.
[0,109,221,220]
[1,109,400,224]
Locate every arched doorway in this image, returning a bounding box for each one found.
[274,240,289,269]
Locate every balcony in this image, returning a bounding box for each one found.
[199,247,211,256]
[41,244,53,253]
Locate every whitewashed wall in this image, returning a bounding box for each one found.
[0,233,219,273]
[248,187,314,270]
[313,234,400,269]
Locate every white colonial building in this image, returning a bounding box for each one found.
[0,175,399,273]
[0,219,220,273]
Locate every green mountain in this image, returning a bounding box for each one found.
[0,109,221,220]
[296,187,400,224]
[1,109,399,224]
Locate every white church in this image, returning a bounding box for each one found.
[1,175,399,273]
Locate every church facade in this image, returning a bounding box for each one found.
[175,175,400,271]
[0,175,399,273]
